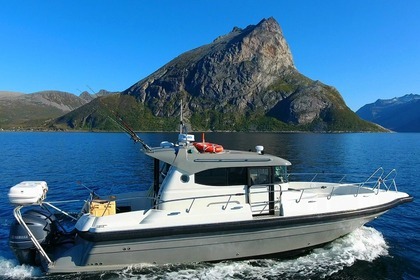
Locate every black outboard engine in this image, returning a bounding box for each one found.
[9,208,58,266]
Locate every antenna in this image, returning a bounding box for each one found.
[179,100,183,134]
[177,100,194,143]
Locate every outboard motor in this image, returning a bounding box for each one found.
[9,208,58,266]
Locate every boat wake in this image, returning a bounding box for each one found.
[0,258,42,279]
[0,226,388,279]
[116,226,389,279]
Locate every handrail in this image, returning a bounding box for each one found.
[355,167,384,197]
[39,168,397,213]
[43,202,78,221]
[327,186,335,200]
[222,195,233,210]
[339,175,347,183]
[157,185,285,212]
[186,198,195,213]
[288,172,355,179]
[382,169,398,192]
[288,173,354,190]
[310,173,318,182]
[156,192,246,212]
[248,186,282,214]
[44,191,251,216]
[291,168,397,203]
[296,189,304,203]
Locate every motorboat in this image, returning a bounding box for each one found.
[8,123,412,274]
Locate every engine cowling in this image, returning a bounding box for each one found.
[9,208,58,266]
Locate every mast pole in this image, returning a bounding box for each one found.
[179,100,183,134]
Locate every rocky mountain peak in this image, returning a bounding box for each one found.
[234,17,295,70]
[125,17,296,118]
[53,18,381,132]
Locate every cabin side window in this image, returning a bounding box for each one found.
[249,167,271,185]
[195,166,288,186]
[195,167,247,186]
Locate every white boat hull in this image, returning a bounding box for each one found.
[46,210,386,274]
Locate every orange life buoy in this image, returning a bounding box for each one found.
[193,142,224,153]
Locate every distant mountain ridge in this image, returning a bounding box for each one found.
[79,89,117,102]
[0,90,117,129]
[356,94,420,132]
[53,17,382,132]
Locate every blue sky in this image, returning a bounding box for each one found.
[1,1,419,111]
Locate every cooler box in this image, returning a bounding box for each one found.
[90,200,116,216]
[8,181,48,205]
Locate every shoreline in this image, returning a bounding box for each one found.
[0,128,395,134]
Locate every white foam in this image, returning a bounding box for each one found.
[265,226,389,278]
[0,257,42,278]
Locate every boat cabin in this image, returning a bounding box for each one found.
[147,137,291,217]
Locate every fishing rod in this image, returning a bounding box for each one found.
[89,91,152,152]
[108,113,152,152]
[102,109,152,152]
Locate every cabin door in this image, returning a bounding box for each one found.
[248,167,274,215]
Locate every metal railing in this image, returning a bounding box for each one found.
[155,192,246,213]
[380,169,398,192]
[354,167,384,197]
[36,168,400,217]
[292,167,398,203]
[288,172,353,185]
[155,185,285,215]
[248,186,282,215]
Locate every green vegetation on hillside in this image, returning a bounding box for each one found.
[52,95,179,131]
[49,94,384,132]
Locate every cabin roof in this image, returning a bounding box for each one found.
[145,144,291,175]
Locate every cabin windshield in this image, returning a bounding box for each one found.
[274,165,288,183]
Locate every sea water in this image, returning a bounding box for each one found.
[0,132,418,279]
